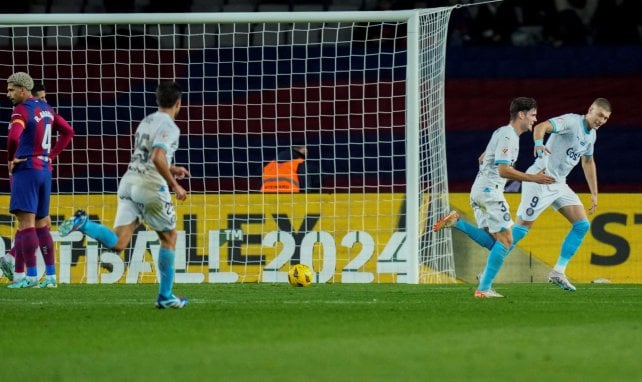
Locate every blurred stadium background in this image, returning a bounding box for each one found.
[2,0,639,193]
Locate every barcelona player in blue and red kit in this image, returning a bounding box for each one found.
[4,72,74,288]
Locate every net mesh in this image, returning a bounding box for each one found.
[0,9,455,284]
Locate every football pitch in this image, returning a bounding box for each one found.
[1,283,641,382]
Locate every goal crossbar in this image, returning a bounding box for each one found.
[0,9,452,25]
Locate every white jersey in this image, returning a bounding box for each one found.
[526,113,595,183]
[125,111,180,186]
[472,125,520,191]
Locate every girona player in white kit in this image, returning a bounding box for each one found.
[59,81,191,308]
[513,98,612,291]
[433,97,555,298]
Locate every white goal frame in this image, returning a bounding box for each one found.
[0,8,455,284]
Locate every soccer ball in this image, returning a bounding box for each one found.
[288,264,313,287]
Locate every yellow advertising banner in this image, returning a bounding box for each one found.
[0,193,409,284]
[1,193,640,284]
[449,193,642,283]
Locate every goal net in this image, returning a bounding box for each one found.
[0,8,455,284]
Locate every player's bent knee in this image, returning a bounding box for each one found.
[573,219,590,236]
[496,231,513,248]
[113,238,131,252]
[112,244,127,252]
[499,238,513,248]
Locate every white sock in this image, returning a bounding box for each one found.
[553,265,566,274]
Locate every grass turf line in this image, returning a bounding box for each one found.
[0,283,640,381]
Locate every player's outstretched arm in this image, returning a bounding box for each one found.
[498,164,555,184]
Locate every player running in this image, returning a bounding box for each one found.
[58,81,190,308]
[510,98,612,291]
[433,97,555,298]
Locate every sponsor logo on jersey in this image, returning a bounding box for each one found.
[566,147,582,161]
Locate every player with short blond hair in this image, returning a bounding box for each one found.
[511,98,612,291]
[3,72,74,288]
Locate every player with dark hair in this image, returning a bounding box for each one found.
[1,72,74,288]
[433,97,555,298]
[32,83,46,102]
[510,98,612,291]
[59,81,190,308]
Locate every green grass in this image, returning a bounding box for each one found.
[1,283,641,382]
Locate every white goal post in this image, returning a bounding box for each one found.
[0,8,455,284]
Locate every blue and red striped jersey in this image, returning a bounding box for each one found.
[7,97,74,171]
